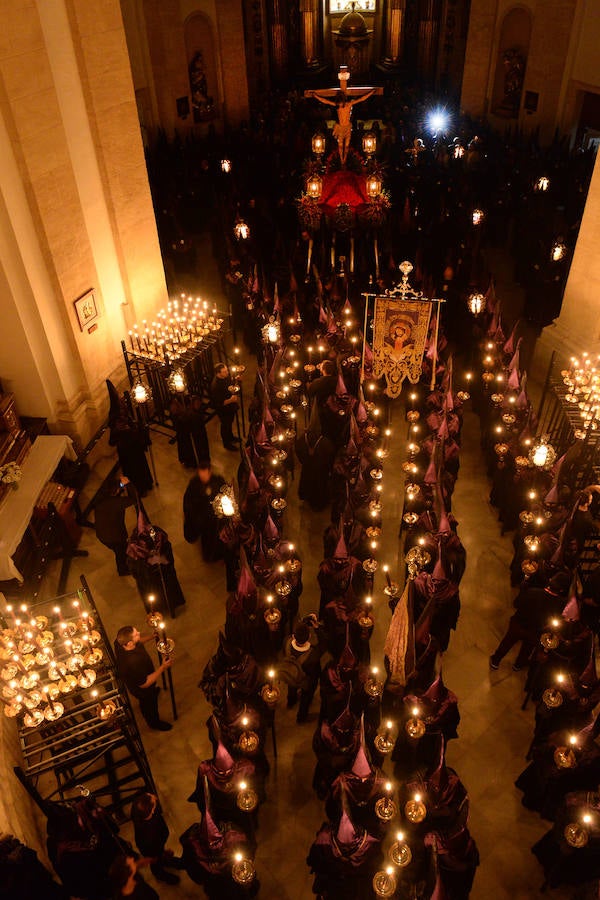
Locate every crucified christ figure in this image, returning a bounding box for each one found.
[305,67,381,166]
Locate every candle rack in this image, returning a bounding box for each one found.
[8,576,157,818]
[121,305,231,433]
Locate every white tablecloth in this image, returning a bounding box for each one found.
[0,435,76,582]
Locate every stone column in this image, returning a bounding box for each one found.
[532,151,600,381]
[380,0,405,69]
[417,0,442,86]
[269,0,289,80]
[300,0,321,68]
[0,0,167,442]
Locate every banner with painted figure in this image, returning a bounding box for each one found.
[372,298,432,397]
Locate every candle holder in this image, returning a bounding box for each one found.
[370,467,384,481]
[372,867,397,897]
[369,499,382,515]
[540,631,560,651]
[521,559,538,577]
[553,746,577,769]
[97,699,118,721]
[22,689,43,709]
[231,854,256,885]
[384,581,400,599]
[77,669,96,689]
[146,611,163,630]
[260,682,280,706]
[405,546,431,573]
[404,795,427,823]
[375,795,397,822]
[4,699,22,717]
[287,558,302,575]
[275,579,291,598]
[85,647,103,666]
[542,688,563,709]
[523,535,540,554]
[362,557,378,575]
[24,709,45,728]
[236,781,259,812]
[402,512,418,526]
[264,606,282,630]
[43,701,64,722]
[238,727,260,755]
[406,410,420,423]
[519,511,535,525]
[364,668,384,698]
[271,498,287,512]
[564,822,588,848]
[366,526,382,540]
[374,720,395,754]
[389,834,412,867]
[405,709,426,739]
[156,637,175,657]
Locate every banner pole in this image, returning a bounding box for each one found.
[360,292,374,385]
[430,299,442,391]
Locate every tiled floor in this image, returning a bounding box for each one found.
[17,243,574,898]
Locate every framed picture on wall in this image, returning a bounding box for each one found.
[74,289,99,331]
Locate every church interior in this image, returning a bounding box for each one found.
[2,1,600,898]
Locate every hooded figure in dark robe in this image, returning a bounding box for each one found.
[180,777,258,899]
[295,423,335,511]
[307,792,382,900]
[126,506,185,616]
[107,380,153,496]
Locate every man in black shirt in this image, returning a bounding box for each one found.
[94,476,136,575]
[115,626,172,730]
[210,363,239,450]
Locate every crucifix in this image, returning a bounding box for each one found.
[305,65,383,166]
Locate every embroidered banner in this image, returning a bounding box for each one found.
[372,297,432,397]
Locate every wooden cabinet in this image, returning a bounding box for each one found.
[0,393,20,437]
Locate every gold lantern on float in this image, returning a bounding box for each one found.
[467,292,486,315]
[366,174,382,198]
[234,219,250,241]
[306,173,323,200]
[311,132,325,156]
[362,131,377,156]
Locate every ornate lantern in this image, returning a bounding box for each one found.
[362,131,377,156]
[467,292,486,315]
[366,174,382,198]
[472,208,484,226]
[551,241,566,262]
[131,380,151,405]
[234,219,250,241]
[536,175,550,192]
[311,132,326,156]
[529,436,556,470]
[306,173,323,200]
[167,369,186,393]
[211,484,239,518]
[261,317,281,345]
[220,159,232,173]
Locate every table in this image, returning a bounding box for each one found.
[0,436,76,582]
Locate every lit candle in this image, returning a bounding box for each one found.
[383,565,392,589]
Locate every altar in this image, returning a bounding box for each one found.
[0,435,76,582]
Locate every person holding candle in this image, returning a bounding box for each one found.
[183,461,226,562]
[489,571,570,672]
[114,625,173,731]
